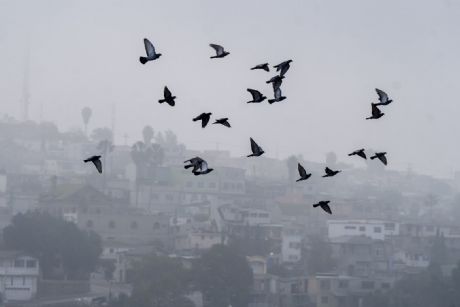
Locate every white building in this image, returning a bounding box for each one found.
[175,231,223,251]
[327,220,399,241]
[0,252,39,301]
[281,228,302,263]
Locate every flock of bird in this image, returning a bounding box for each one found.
[84,38,395,215]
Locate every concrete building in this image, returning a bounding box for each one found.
[328,220,399,241]
[0,251,39,301]
[281,228,302,263]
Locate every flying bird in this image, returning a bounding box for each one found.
[322,167,341,177]
[184,157,205,172]
[213,118,231,128]
[268,88,286,104]
[247,89,266,103]
[374,88,393,106]
[348,149,367,160]
[158,86,176,106]
[370,152,388,165]
[193,160,214,176]
[193,113,212,128]
[296,163,311,182]
[266,75,285,91]
[247,138,264,157]
[366,103,384,120]
[209,44,230,58]
[313,201,332,215]
[139,38,161,64]
[84,155,102,174]
[251,63,270,72]
[273,60,292,77]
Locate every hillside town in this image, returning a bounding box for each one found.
[0,115,458,307]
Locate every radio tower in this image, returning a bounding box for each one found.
[21,48,30,122]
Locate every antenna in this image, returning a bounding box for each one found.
[21,48,30,122]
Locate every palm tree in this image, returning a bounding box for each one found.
[81,107,92,137]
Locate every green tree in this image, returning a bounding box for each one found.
[3,211,102,279]
[128,255,192,307]
[194,244,253,307]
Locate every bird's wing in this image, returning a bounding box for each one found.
[273,79,282,91]
[298,163,307,178]
[144,38,156,57]
[210,44,224,55]
[376,88,388,103]
[92,159,102,174]
[194,113,205,121]
[164,86,171,98]
[358,151,367,159]
[247,88,261,100]
[322,203,332,214]
[222,120,231,128]
[379,154,387,165]
[250,138,259,153]
[202,115,210,127]
[372,103,382,116]
[200,161,209,171]
[325,167,332,175]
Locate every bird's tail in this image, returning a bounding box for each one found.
[247,154,254,157]
[313,203,320,208]
[347,153,353,156]
[366,116,373,120]
[268,99,275,104]
[370,156,376,160]
[139,57,148,64]
[83,159,90,163]
[250,67,256,70]
[184,165,193,169]
[296,178,302,182]
[193,171,201,176]
[158,99,165,104]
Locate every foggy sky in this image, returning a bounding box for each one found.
[1,0,460,177]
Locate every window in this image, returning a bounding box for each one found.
[14,259,25,268]
[153,222,160,230]
[186,181,193,188]
[320,280,331,290]
[209,182,216,189]
[26,260,37,268]
[166,194,173,201]
[321,296,329,304]
[198,182,204,188]
[86,220,93,228]
[359,226,366,231]
[361,281,375,289]
[381,282,390,289]
[338,280,348,289]
[22,276,26,285]
[109,220,116,229]
[374,227,382,233]
[384,223,395,231]
[130,221,138,230]
[151,193,159,200]
[345,226,356,230]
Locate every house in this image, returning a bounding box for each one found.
[281,228,302,263]
[327,219,399,241]
[0,251,39,301]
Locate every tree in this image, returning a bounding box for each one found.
[3,211,102,280]
[142,125,154,145]
[128,255,192,307]
[81,107,92,136]
[194,244,253,307]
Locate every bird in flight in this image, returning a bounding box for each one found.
[139,38,161,64]
[374,88,393,106]
[209,44,230,58]
[296,163,311,182]
[184,157,214,175]
[273,60,292,77]
[213,118,231,128]
[84,155,102,174]
[323,167,341,177]
[247,138,264,157]
[158,86,176,106]
[366,103,384,120]
[266,75,285,91]
[370,152,388,165]
[268,88,286,104]
[251,63,270,72]
[193,113,212,128]
[348,149,367,160]
[313,201,332,214]
[247,89,266,103]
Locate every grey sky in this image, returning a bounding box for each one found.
[1,0,459,177]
